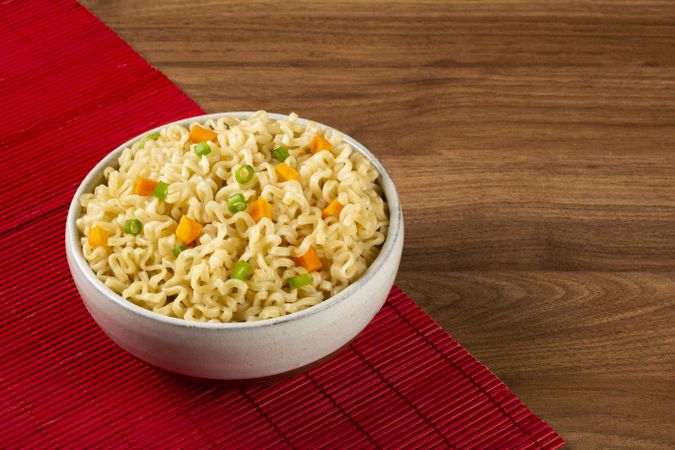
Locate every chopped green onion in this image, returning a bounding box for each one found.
[123,219,142,235]
[227,193,247,214]
[172,243,188,257]
[235,164,255,184]
[230,260,253,280]
[194,142,211,157]
[152,181,169,200]
[288,272,313,289]
[139,132,161,149]
[272,145,289,162]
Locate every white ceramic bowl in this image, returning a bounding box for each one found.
[66,112,403,384]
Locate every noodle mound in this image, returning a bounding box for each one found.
[77,112,388,322]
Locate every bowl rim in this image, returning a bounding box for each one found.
[66,111,402,330]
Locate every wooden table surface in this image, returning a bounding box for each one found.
[82,1,675,447]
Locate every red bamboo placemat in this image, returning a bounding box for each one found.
[0,1,564,448]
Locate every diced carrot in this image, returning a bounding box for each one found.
[322,199,344,220]
[311,135,333,154]
[175,215,202,245]
[275,163,300,182]
[88,226,109,249]
[249,197,272,223]
[295,247,322,272]
[189,124,217,142]
[134,177,158,196]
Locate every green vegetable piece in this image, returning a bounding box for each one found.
[194,142,211,157]
[288,272,312,289]
[172,243,188,257]
[152,181,169,200]
[235,164,255,184]
[123,219,142,235]
[139,132,161,149]
[231,260,253,280]
[272,145,289,162]
[227,193,247,214]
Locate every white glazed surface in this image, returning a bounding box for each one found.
[65,112,403,380]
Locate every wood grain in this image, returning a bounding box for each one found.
[81,1,675,447]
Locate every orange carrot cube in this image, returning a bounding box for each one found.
[275,163,300,182]
[88,226,109,249]
[295,247,322,272]
[311,135,333,154]
[175,215,202,245]
[322,200,344,220]
[249,197,272,223]
[134,177,158,196]
[189,124,217,143]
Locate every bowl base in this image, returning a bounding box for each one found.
[150,341,353,388]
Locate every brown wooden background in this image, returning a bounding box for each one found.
[81,1,675,447]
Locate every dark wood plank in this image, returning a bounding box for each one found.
[81,1,675,447]
[406,271,675,448]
